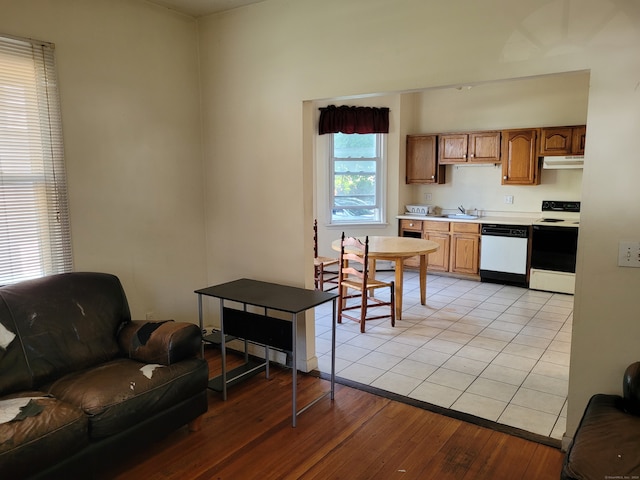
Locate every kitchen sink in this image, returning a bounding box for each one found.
[446,214,479,219]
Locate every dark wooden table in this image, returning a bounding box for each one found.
[195,278,338,427]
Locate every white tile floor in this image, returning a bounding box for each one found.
[314,270,572,440]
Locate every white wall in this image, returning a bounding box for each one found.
[197,0,640,440]
[0,0,208,322]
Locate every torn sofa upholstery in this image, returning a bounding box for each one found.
[0,272,208,479]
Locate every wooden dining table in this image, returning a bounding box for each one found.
[331,236,440,320]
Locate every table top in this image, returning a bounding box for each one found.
[195,278,338,314]
[331,235,440,258]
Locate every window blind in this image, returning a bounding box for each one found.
[0,35,72,284]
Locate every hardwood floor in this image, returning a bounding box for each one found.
[100,348,564,479]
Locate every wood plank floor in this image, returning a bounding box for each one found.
[100,348,564,479]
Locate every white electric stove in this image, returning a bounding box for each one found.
[530,201,580,294]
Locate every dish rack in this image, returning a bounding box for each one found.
[405,204,432,215]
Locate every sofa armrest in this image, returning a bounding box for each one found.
[118,320,201,365]
[623,361,640,415]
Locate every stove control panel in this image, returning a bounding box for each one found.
[541,200,581,212]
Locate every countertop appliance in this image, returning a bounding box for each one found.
[480,224,530,287]
[529,200,580,294]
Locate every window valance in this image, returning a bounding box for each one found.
[318,105,389,135]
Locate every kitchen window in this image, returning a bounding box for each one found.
[329,132,385,225]
[0,34,72,284]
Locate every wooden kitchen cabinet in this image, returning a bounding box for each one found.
[422,220,480,277]
[450,223,480,275]
[501,128,540,185]
[423,221,450,272]
[438,131,501,164]
[406,135,445,184]
[424,232,450,272]
[539,125,586,156]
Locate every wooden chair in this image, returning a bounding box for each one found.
[314,219,339,291]
[337,232,395,333]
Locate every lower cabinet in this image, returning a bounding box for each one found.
[424,221,450,272]
[401,220,480,278]
[450,223,480,275]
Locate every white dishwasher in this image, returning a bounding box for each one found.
[479,224,530,287]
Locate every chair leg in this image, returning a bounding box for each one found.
[360,289,367,333]
[390,281,396,328]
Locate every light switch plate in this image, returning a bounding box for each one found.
[618,240,640,267]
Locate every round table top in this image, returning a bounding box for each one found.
[331,235,440,258]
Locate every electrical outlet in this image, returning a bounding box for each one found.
[425,193,432,202]
[504,195,514,204]
[618,240,640,267]
[145,311,155,320]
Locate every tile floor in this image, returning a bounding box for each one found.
[314,270,572,440]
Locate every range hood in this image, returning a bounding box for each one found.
[542,155,584,169]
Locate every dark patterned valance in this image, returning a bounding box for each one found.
[318,105,389,135]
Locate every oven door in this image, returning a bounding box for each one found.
[530,225,578,273]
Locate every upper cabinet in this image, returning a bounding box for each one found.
[406,134,445,184]
[406,124,586,187]
[539,125,586,156]
[501,129,540,185]
[438,131,501,164]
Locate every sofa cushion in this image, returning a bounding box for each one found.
[45,357,208,439]
[0,391,88,479]
[0,272,131,394]
[562,394,640,480]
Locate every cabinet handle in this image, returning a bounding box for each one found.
[463,154,467,158]
[503,175,508,180]
[431,175,435,179]
[469,154,474,158]
[409,223,414,227]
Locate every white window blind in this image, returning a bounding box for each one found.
[0,35,72,285]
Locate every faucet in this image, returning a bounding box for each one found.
[458,205,465,214]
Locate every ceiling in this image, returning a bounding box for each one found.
[146,0,265,17]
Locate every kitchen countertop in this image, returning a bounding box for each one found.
[397,214,538,226]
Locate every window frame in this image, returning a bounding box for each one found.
[0,34,72,285]
[328,132,386,226]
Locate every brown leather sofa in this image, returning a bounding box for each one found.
[561,362,640,480]
[0,272,209,479]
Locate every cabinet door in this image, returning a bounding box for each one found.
[469,131,501,163]
[424,232,449,271]
[502,129,540,185]
[406,135,444,184]
[572,126,587,154]
[539,127,573,155]
[438,134,468,164]
[450,234,479,274]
